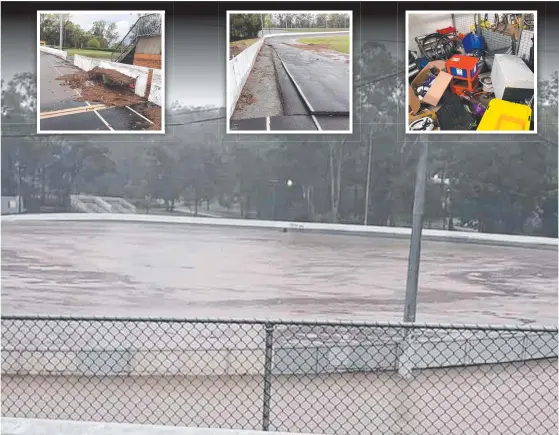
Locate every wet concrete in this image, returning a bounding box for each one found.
[3,359,556,435]
[231,43,283,121]
[1,221,556,325]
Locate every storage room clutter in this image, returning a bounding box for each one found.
[407,12,535,132]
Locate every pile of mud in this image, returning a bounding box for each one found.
[76,85,145,107]
[58,67,142,107]
[56,66,161,128]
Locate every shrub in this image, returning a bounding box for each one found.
[86,38,101,49]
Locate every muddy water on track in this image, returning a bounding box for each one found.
[1,221,557,324]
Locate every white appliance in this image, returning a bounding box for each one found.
[491,54,534,102]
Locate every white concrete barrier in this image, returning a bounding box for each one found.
[228,39,264,118]
[98,60,150,98]
[2,213,556,249]
[39,46,67,61]
[227,31,350,119]
[72,55,162,105]
[0,418,317,435]
[149,69,163,106]
[73,54,101,71]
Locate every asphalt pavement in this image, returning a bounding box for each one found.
[39,52,154,132]
[269,32,351,114]
[230,32,351,132]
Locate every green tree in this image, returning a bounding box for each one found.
[87,38,101,49]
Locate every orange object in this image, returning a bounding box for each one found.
[450,78,480,95]
[458,32,465,40]
[446,55,481,95]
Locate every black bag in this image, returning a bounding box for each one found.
[436,91,476,131]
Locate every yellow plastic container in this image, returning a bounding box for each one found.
[477,99,532,131]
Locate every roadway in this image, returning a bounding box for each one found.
[1,220,556,325]
[230,32,351,132]
[39,52,154,132]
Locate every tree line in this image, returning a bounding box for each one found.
[40,13,121,50]
[2,46,557,237]
[230,13,350,40]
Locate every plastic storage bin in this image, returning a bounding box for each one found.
[477,99,532,131]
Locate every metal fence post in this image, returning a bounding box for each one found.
[262,322,274,431]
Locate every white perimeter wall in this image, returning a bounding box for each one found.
[39,46,67,60]
[149,69,163,106]
[73,55,161,106]
[407,13,454,54]
[227,39,264,118]
[227,31,350,119]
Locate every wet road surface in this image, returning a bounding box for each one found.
[230,32,351,132]
[1,221,557,325]
[39,52,153,132]
[269,32,350,114]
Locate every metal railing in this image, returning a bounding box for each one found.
[110,13,162,63]
[1,315,557,434]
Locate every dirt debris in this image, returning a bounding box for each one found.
[75,85,145,107]
[140,106,162,131]
[56,66,161,129]
[58,67,144,107]
[237,90,257,108]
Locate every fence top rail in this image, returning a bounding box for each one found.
[1,314,557,333]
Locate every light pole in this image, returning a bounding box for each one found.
[403,135,429,323]
[59,14,63,50]
[364,125,373,225]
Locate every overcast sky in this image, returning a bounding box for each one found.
[67,12,140,40]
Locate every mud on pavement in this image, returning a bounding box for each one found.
[57,67,161,125]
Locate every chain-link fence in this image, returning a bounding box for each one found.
[2,316,557,434]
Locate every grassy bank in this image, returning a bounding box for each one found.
[65,49,114,59]
[229,38,259,59]
[296,35,350,54]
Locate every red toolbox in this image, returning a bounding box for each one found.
[446,55,480,94]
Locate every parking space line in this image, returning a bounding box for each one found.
[43,53,113,131]
[311,115,323,131]
[125,106,154,124]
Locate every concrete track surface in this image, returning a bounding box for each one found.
[230,33,351,132]
[1,221,557,325]
[39,52,153,132]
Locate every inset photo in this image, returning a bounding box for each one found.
[406,12,536,133]
[37,11,164,134]
[227,11,352,134]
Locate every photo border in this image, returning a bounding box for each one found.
[36,10,166,135]
[225,10,353,135]
[404,10,538,135]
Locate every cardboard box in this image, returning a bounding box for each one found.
[409,60,453,114]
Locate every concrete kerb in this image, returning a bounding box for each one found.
[0,418,318,435]
[40,46,67,61]
[2,213,556,250]
[227,31,350,119]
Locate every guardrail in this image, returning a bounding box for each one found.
[2,316,557,434]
